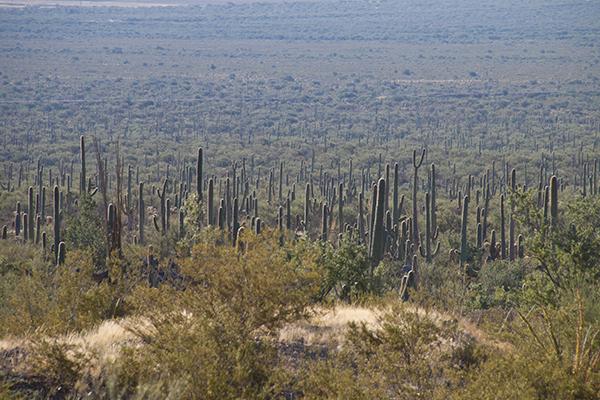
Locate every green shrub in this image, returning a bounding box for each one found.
[110,229,323,399]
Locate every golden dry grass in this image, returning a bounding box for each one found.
[0,303,511,382]
[279,304,512,352]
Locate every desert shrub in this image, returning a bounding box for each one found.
[109,229,323,399]
[318,236,373,300]
[63,194,107,271]
[0,248,120,336]
[454,287,600,399]
[416,246,467,312]
[467,258,530,309]
[297,302,476,400]
[27,339,92,399]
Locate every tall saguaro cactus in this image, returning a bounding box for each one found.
[338,182,343,234]
[550,175,558,227]
[304,183,310,232]
[358,191,365,243]
[459,195,469,266]
[392,163,400,224]
[138,182,145,245]
[430,163,437,234]
[412,149,425,247]
[80,135,86,196]
[197,147,203,201]
[500,194,506,259]
[157,179,168,235]
[53,185,61,262]
[57,242,66,266]
[27,186,34,242]
[207,178,214,226]
[419,192,440,262]
[321,203,328,241]
[370,178,386,267]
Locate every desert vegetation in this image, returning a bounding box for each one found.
[0,0,599,399]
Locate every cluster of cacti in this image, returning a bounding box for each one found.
[3,130,576,302]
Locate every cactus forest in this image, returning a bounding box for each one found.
[0,0,599,398]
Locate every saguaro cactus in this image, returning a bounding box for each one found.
[23,213,28,241]
[321,203,328,241]
[138,182,145,245]
[80,135,86,195]
[459,195,469,265]
[127,165,133,212]
[358,191,365,243]
[57,241,66,266]
[412,149,425,247]
[232,197,239,245]
[286,197,292,230]
[430,163,437,234]
[338,182,343,234]
[207,178,214,226]
[500,194,506,259]
[509,215,515,261]
[550,175,558,227]
[392,163,400,224]
[419,192,440,262]
[304,183,310,232]
[15,201,21,236]
[370,178,386,267]
[517,234,524,258]
[53,185,61,262]
[179,209,185,239]
[107,203,119,254]
[197,147,203,201]
[255,218,262,235]
[35,215,41,244]
[28,186,34,242]
[157,179,168,235]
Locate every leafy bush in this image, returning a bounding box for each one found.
[109,229,322,399]
[318,237,372,300]
[0,248,121,337]
[63,194,107,271]
[297,302,477,400]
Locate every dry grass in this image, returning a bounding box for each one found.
[0,318,140,384]
[279,305,382,348]
[279,304,513,352]
[0,303,512,393]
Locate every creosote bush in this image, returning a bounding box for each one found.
[0,248,119,337]
[109,229,323,399]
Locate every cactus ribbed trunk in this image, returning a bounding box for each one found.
[27,186,34,242]
[500,194,506,259]
[430,163,437,234]
[370,178,386,267]
[57,241,66,266]
[321,203,328,241]
[392,163,399,224]
[197,147,203,201]
[53,185,60,263]
[338,183,343,234]
[412,149,425,247]
[550,175,558,227]
[80,135,86,196]
[460,195,469,266]
[207,178,214,226]
[138,182,145,245]
[304,183,310,232]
